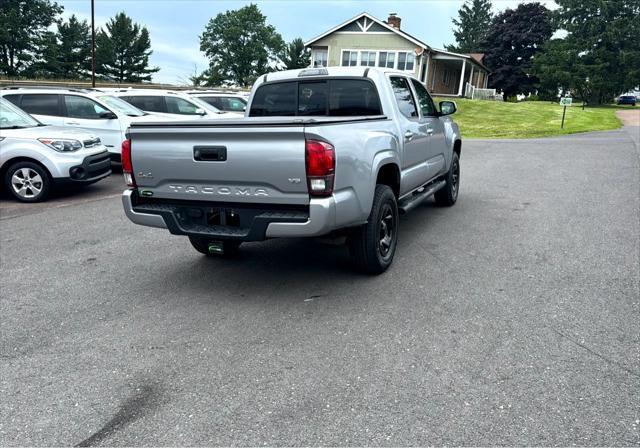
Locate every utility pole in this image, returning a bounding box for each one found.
[91,0,96,87]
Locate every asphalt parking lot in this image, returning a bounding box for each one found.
[1,126,639,446]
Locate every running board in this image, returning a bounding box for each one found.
[398,180,447,214]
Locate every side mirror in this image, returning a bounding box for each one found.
[99,111,118,119]
[195,108,206,116]
[439,101,457,116]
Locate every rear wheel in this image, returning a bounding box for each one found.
[189,237,241,257]
[4,161,51,203]
[434,151,460,207]
[349,184,398,274]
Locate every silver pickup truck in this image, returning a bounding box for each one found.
[122,67,462,274]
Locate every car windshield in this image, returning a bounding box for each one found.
[97,95,146,116]
[0,98,41,129]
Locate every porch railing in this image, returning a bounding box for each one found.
[464,82,499,100]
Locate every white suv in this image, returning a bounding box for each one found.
[0,87,171,163]
[0,98,111,202]
[110,89,243,119]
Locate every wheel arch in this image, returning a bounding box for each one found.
[1,156,53,183]
[375,162,401,198]
[453,139,461,157]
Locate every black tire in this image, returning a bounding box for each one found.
[188,236,241,257]
[4,161,51,203]
[349,184,398,275]
[434,151,460,207]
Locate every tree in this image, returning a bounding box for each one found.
[55,14,92,78]
[0,0,63,76]
[446,0,493,53]
[280,38,310,70]
[482,3,553,100]
[199,4,284,87]
[96,12,159,83]
[537,0,640,104]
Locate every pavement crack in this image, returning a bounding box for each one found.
[75,384,159,447]
[551,328,640,379]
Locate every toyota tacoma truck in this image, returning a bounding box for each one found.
[121,67,461,274]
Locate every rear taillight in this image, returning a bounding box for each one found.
[305,139,335,197]
[121,139,136,187]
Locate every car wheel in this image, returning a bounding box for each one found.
[349,184,398,274]
[188,236,241,257]
[434,151,460,207]
[4,161,51,203]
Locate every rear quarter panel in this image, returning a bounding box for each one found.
[305,119,400,227]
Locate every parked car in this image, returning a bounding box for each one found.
[1,87,171,162]
[617,95,637,106]
[0,98,111,202]
[121,67,462,274]
[110,89,243,119]
[187,91,248,113]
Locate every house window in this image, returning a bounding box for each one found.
[341,50,358,67]
[397,52,415,71]
[360,51,376,67]
[378,51,395,68]
[311,48,327,68]
[443,69,451,87]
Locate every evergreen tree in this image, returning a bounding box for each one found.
[280,38,310,70]
[199,4,284,87]
[96,12,159,83]
[446,0,493,53]
[56,14,92,79]
[0,0,63,76]
[482,3,553,100]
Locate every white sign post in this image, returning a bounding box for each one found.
[560,97,572,129]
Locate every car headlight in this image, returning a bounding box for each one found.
[37,138,83,152]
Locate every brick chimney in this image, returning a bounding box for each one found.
[387,13,401,30]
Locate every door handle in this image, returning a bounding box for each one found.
[404,131,414,141]
[426,128,434,135]
[194,145,227,162]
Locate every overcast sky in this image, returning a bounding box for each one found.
[57,0,557,84]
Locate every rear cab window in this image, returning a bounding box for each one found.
[249,79,382,117]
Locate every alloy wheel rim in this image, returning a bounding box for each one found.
[378,203,395,258]
[11,168,43,198]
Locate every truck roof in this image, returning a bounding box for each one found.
[258,67,414,83]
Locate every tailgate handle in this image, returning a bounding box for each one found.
[194,146,227,162]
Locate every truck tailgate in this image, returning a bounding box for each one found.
[128,123,309,205]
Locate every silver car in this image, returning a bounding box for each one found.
[0,98,111,202]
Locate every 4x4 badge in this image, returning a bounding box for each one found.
[288,178,301,184]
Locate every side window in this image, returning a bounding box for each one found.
[64,95,109,119]
[390,77,418,119]
[20,94,60,116]
[249,82,297,117]
[165,96,199,115]
[223,97,246,112]
[123,96,165,113]
[201,97,222,109]
[410,79,437,117]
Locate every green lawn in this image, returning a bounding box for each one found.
[436,98,624,139]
